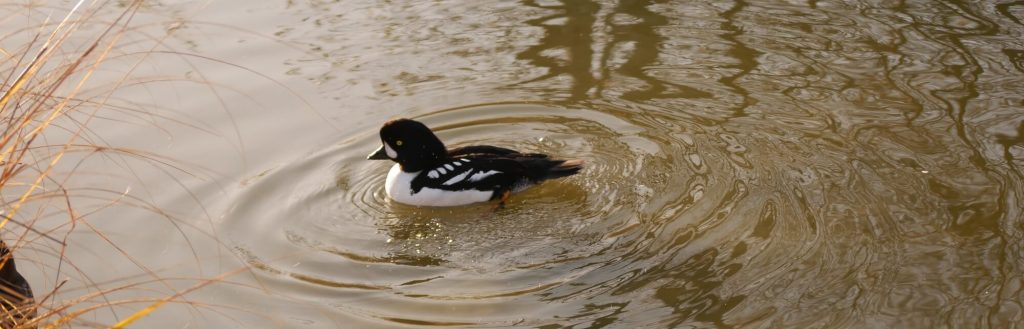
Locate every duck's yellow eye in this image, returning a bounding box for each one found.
[395,140,403,146]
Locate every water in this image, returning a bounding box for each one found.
[8,0,1024,328]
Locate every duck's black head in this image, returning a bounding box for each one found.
[367,118,446,172]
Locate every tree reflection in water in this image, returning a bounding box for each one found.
[515,0,710,102]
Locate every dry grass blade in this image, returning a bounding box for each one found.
[0,1,119,327]
[0,0,265,327]
[106,267,248,329]
[1,0,140,231]
[1,0,85,219]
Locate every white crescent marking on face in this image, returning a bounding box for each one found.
[453,161,462,166]
[437,167,447,175]
[460,158,471,163]
[384,143,398,158]
[444,164,454,170]
[468,170,499,182]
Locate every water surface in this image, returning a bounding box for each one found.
[12,0,1024,328]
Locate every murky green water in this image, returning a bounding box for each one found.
[8,0,1024,328]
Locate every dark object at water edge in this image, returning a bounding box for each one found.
[1,240,35,329]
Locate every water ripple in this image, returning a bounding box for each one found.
[212,0,1024,327]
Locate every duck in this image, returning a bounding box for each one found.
[367,118,583,207]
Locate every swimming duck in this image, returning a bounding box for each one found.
[367,118,583,207]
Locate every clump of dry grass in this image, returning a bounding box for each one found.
[1,1,149,327]
[1,1,253,328]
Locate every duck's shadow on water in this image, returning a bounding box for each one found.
[375,180,598,269]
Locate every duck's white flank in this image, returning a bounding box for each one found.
[384,164,492,206]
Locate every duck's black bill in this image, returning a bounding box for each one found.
[367,145,389,160]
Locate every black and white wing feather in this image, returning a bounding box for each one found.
[410,152,582,200]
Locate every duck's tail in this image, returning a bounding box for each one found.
[543,159,584,180]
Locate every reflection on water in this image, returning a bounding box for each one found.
[600,0,712,101]
[212,0,1024,327]
[515,0,601,100]
[515,0,712,102]
[23,0,1024,327]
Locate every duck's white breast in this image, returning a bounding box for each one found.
[384,164,493,206]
